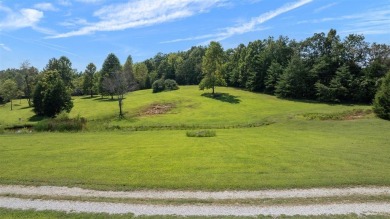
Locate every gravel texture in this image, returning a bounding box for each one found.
[1,185,389,200]
[1,197,390,216]
[1,185,390,216]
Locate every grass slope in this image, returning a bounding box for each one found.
[0,86,389,190]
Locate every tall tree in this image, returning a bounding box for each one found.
[20,61,38,106]
[45,56,74,88]
[373,71,390,120]
[33,70,73,117]
[0,79,18,110]
[199,41,226,95]
[83,63,96,97]
[123,55,135,86]
[133,62,148,89]
[100,53,121,98]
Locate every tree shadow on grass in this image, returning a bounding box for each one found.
[29,115,46,122]
[201,93,241,104]
[92,97,119,102]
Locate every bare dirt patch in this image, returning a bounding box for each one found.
[303,109,372,121]
[139,103,175,116]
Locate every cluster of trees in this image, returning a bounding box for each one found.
[135,29,390,104]
[1,29,389,118]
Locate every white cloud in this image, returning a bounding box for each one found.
[0,43,11,52]
[34,3,58,12]
[163,0,312,44]
[75,0,105,4]
[298,6,390,36]
[0,5,44,30]
[313,2,338,13]
[49,0,226,38]
[57,0,72,7]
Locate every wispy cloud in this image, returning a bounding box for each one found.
[0,43,11,52]
[75,0,105,4]
[1,32,80,57]
[298,6,390,36]
[34,3,59,12]
[49,0,226,38]
[163,0,312,44]
[0,4,44,31]
[313,2,338,13]
[57,0,72,7]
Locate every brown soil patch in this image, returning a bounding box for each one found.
[140,103,175,116]
[344,109,372,120]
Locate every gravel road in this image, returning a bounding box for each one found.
[1,185,389,200]
[1,185,390,216]
[1,197,390,216]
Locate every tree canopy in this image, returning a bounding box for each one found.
[199,41,226,95]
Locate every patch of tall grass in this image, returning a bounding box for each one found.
[34,113,86,132]
[186,130,216,137]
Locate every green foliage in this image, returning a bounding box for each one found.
[99,53,122,95]
[33,70,73,117]
[199,41,226,94]
[275,55,316,99]
[0,79,18,110]
[83,63,96,97]
[164,79,179,91]
[152,79,179,93]
[152,79,165,93]
[186,130,216,137]
[373,71,390,120]
[34,113,86,132]
[45,56,74,88]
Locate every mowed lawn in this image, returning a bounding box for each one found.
[1,118,389,190]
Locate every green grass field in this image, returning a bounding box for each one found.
[0,86,389,190]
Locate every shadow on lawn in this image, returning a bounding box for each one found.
[92,97,120,102]
[201,93,241,104]
[29,115,46,122]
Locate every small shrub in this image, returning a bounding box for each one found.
[186,130,216,137]
[164,79,179,91]
[152,79,165,93]
[152,79,179,93]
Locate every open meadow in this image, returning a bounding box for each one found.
[0,86,389,191]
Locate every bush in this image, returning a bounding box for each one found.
[34,114,86,132]
[152,79,179,93]
[186,130,216,137]
[164,79,179,91]
[152,79,165,93]
[373,72,390,120]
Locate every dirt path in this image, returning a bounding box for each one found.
[1,185,390,216]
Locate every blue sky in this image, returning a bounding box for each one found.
[1,0,390,72]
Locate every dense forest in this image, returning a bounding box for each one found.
[1,29,390,107]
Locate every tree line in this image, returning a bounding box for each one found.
[1,29,390,117]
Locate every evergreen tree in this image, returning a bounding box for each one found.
[83,63,96,97]
[100,53,121,98]
[373,72,390,120]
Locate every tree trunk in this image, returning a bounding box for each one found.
[119,98,123,118]
[90,90,93,98]
[27,98,31,107]
[10,99,13,111]
[212,86,215,96]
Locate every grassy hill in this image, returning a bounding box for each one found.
[0,86,389,190]
[0,86,371,129]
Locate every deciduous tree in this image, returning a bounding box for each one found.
[199,41,226,95]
